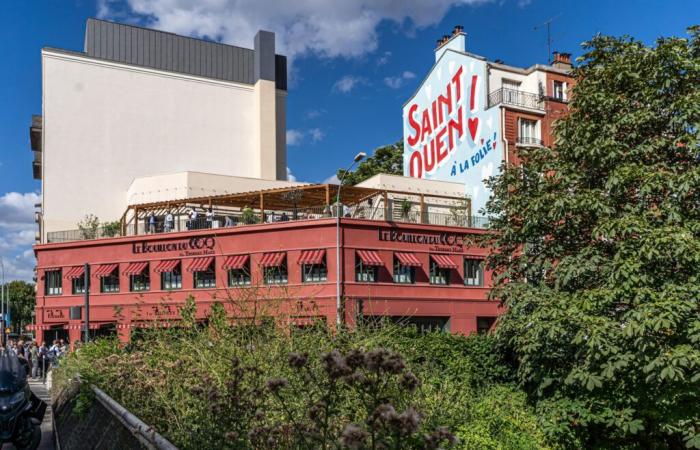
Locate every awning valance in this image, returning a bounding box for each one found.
[153,260,180,273]
[431,254,457,269]
[356,250,384,266]
[259,252,285,267]
[123,261,148,276]
[222,254,250,270]
[92,263,119,277]
[394,252,422,267]
[297,249,325,265]
[186,257,214,272]
[63,266,85,279]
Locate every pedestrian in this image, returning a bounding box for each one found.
[224,215,234,227]
[38,341,48,377]
[165,211,174,232]
[206,208,214,228]
[148,212,156,234]
[30,343,39,379]
[190,209,199,229]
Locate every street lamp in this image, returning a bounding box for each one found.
[0,257,5,346]
[336,151,366,327]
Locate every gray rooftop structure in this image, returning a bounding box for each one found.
[83,18,286,90]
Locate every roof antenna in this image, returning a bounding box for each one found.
[534,14,561,64]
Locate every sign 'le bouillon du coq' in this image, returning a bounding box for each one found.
[403,35,502,215]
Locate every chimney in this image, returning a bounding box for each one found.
[551,51,572,70]
[435,26,466,61]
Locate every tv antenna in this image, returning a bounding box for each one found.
[534,14,561,63]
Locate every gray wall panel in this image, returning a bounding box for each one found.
[83,18,286,89]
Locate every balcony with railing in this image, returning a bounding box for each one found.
[516,136,544,146]
[45,184,491,244]
[488,88,544,111]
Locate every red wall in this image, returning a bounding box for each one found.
[34,218,502,342]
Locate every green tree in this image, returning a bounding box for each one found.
[336,140,403,185]
[484,28,700,448]
[4,281,35,334]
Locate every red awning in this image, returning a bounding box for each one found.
[395,252,422,267]
[154,260,180,273]
[92,263,119,277]
[123,261,148,276]
[259,252,286,267]
[431,254,457,269]
[222,254,249,270]
[63,266,85,279]
[356,250,384,266]
[186,257,214,272]
[297,249,325,265]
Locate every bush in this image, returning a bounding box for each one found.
[53,303,546,449]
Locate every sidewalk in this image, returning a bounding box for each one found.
[26,379,54,450]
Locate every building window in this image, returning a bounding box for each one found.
[130,267,150,292]
[228,267,251,287]
[355,260,378,282]
[477,316,497,334]
[464,258,484,286]
[72,277,86,295]
[429,259,449,285]
[302,259,327,283]
[44,270,62,296]
[194,262,216,289]
[264,260,288,285]
[393,257,415,284]
[518,119,540,145]
[100,268,120,293]
[161,264,182,290]
[553,80,565,100]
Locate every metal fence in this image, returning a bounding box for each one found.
[47,206,491,243]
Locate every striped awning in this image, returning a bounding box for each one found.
[153,260,180,273]
[186,257,214,272]
[92,263,119,277]
[63,266,85,279]
[123,261,148,276]
[222,254,249,270]
[259,252,285,267]
[297,249,325,265]
[356,250,384,266]
[395,252,422,267]
[431,254,458,269]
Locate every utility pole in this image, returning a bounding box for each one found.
[534,15,561,63]
[83,263,90,343]
[0,257,5,347]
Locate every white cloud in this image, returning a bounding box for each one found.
[287,129,303,146]
[286,167,297,182]
[305,109,325,119]
[309,128,325,143]
[0,192,39,282]
[377,51,392,66]
[333,75,365,93]
[98,0,492,67]
[323,174,341,185]
[383,70,417,89]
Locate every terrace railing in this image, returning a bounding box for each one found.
[488,88,544,110]
[46,207,491,244]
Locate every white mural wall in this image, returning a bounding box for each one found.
[403,50,502,216]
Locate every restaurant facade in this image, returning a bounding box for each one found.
[32,195,498,343]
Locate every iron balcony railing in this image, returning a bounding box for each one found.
[45,207,492,243]
[516,136,544,146]
[488,88,544,110]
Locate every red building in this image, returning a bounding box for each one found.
[32,184,499,343]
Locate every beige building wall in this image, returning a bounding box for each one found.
[41,49,286,239]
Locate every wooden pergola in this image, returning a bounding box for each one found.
[120,183,470,234]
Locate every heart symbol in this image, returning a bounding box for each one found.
[468,117,479,141]
[493,141,497,150]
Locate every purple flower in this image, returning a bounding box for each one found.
[340,424,369,450]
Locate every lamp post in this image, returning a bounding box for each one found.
[0,257,5,347]
[335,152,366,327]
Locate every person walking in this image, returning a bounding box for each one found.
[29,343,39,379]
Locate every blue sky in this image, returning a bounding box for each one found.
[0,0,697,281]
